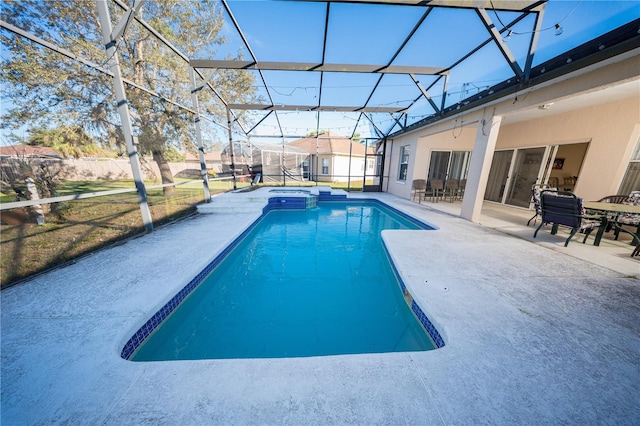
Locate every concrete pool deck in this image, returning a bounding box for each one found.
[2,188,639,424]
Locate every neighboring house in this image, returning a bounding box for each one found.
[289,132,376,183]
[0,144,61,159]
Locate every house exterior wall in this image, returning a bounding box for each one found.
[311,153,372,182]
[314,154,333,182]
[385,96,639,202]
[333,155,369,182]
[497,96,639,200]
[384,135,420,199]
[333,155,351,181]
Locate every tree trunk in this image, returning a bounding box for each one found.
[152,149,176,196]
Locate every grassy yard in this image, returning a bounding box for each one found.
[0,178,248,287]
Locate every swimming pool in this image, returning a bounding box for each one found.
[124,199,444,361]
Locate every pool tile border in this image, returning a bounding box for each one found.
[122,195,326,360]
[382,242,445,349]
[120,212,264,360]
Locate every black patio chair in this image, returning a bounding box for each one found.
[533,190,604,247]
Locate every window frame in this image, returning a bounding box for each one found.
[619,137,640,195]
[321,158,329,175]
[398,145,410,182]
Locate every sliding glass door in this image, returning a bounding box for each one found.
[485,147,551,207]
[506,147,547,207]
[485,150,513,202]
[426,150,471,184]
[427,151,450,182]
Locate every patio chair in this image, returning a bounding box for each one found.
[444,179,459,203]
[527,184,555,226]
[425,179,444,203]
[411,179,427,203]
[457,179,467,200]
[613,191,640,242]
[533,190,603,246]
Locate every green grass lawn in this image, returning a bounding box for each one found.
[0,178,251,287]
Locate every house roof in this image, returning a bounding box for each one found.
[289,132,375,156]
[0,144,61,158]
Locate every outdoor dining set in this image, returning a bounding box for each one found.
[411,178,466,204]
[410,178,640,256]
[529,185,640,256]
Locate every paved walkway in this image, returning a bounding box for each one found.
[2,188,639,424]
[417,196,640,277]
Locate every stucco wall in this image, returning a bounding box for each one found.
[385,135,420,199]
[310,154,371,182]
[497,96,639,199]
[385,96,639,202]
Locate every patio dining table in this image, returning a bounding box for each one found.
[584,201,640,246]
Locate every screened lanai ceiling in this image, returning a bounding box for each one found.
[188,0,638,142]
[2,0,636,145]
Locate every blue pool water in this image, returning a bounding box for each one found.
[131,201,439,361]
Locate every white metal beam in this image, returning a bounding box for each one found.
[110,0,145,43]
[190,60,447,76]
[295,0,544,12]
[188,67,211,202]
[477,8,524,79]
[96,0,153,231]
[227,104,408,113]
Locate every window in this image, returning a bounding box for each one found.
[322,158,329,175]
[398,145,410,181]
[619,137,640,195]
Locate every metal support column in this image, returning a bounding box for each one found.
[226,107,237,190]
[362,140,368,191]
[95,0,153,232]
[188,67,211,202]
[347,137,353,192]
[282,137,286,186]
[380,138,387,191]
